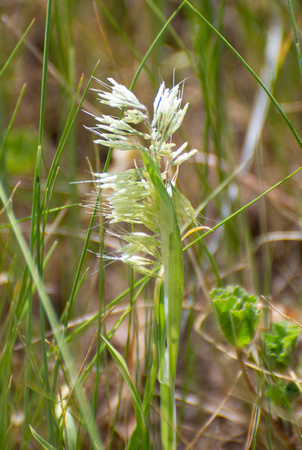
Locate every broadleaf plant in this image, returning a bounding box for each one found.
[263,320,300,372]
[86,78,197,449]
[210,285,262,348]
[262,320,301,410]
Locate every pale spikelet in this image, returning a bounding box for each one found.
[94,78,147,111]
[152,82,188,140]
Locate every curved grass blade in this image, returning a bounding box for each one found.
[184,1,302,149]
[29,426,56,450]
[0,18,35,78]
[101,336,148,449]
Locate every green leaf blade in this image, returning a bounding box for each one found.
[101,336,147,447]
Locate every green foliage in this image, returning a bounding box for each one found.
[262,321,301,413]
[263,320,300,372]
[210,285,262,348]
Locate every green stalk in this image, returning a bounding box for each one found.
[287,0,302,76]
[0,18,35,78]
[0,183,103,448]
[185,1,302,149]
[42,67,98,416]
[33,0,55,444]
[94,0,155,83]
[93,193,103,434]
[141,150,183,449]
[184,166,302,252]
[54,0,78,284]
[129,0,186,92]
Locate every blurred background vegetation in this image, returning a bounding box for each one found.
[1,0,302,448]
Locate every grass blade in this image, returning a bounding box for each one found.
[0,183,103,448]
[184,165,302,252]
[184,0,302,149]
[0,18,35,78]
[101,335,148,448]
[29,426,57,450]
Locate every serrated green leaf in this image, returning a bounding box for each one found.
[263,320,300,372]
[211,285,261,348]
